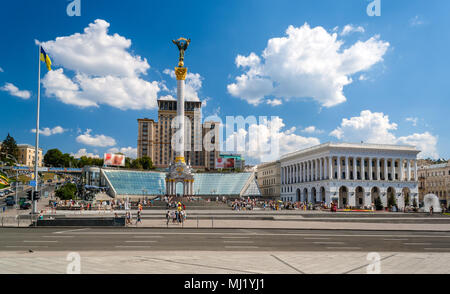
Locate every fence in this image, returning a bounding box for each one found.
[0,215,39,227]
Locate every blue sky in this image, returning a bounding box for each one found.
[0,0,448,164]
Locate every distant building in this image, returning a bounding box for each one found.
[256,160,281,199]
[17,144,43,167]
[418,161,450,206]
[137,99,220,170]
[280,142,420,208]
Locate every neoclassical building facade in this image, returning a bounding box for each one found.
[280,142,420,208]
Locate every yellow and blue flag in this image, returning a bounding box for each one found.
[40,47,52,71]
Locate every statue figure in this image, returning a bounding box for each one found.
[172,37,191,66]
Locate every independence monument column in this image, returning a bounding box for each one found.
[165,37,194,197]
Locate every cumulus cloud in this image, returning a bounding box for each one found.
[227,23,389,107]
[340,25,365,36]
[71,149,100,159]
[163,69,203,102]
[31,126,65,136]
[266,99,282,106]
[225,117,320,162]
[1,83,31,99]
[301,126,324,134]
[330,110,439,159]
[76,129,116,147]
[39,19,160,110]
[405,117,418,126]
[107,146,137,159]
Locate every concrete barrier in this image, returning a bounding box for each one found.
[34,217,125,227]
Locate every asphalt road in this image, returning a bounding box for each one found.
[0,227,449,252]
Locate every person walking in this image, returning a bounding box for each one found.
[166,210,170,226]
[136,211,142,226]
[429,205,434,216]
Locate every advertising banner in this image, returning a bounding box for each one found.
[215,157,235,169]
[104,153,125,167]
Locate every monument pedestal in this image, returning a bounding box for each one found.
[166,158,194,196]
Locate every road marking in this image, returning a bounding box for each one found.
[384,238,408,241]
[225,246,258,249]
[326,247,362,250]
[313,242,345,245]
[54,228,89,234]
[221,236,251,239]
[424,248,450,251]
[223,240,254,244]
[23,241,58,243]
[42,236,74,238]
[403,243,432,246]
[125,240,157,243]
[304,237,330,240]
[115,245,152,248]
[3,245,49,248]
[133,236,162,238]
[65,231,450,238]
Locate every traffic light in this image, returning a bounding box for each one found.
[27,190,32,201]
[33,191,41,200]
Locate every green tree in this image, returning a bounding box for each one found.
[374,197,384,211]
[0,133,19,165]
[44,149,64,167]
[55,183,77,200]
[130,156,153,170]
[387,194,397,208]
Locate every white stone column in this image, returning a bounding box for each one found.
[329,156,333,179]
[319,158,323,180]
[345,156,349,180]
[399,159,404,181]
[384,158,388,181]
[414,160,418,181]
[353,157,357,180]
[361,157,365,180]
[407,160,411,181]
[375,158,379,180]
[315,159,319,181]
[309,161,313,182]
[392,159,396,181]
[369,157,373,180]
[337,156,341,180]
[176,79,185,159]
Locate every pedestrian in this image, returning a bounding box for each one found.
[166,210,170,225]
[429,205,434,216]
[136,211,142,226]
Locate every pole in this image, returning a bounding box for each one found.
[33,45,41,215]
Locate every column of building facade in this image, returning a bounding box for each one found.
[361,157,365,180]
[384,158,388,181]
[345,156,349,180]
[337,156,341,180]
[414,160,417,181]
[369,157,373,180]
[328,156,333,180]
[399,158,403,181]
[319,158,323,180]
[392,158,396,181]
[407,160,411,181]
[352,157,357,180]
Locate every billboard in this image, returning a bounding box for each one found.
[215,157,235,169]
[104,153,125,167]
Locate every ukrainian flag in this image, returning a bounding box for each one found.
[40,47,52,71]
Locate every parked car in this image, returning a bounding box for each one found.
[20,202,31,210]
[5,196,15,206]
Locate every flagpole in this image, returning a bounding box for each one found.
[33,45,41,215]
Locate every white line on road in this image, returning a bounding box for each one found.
[23,241,58,243]
[313,242,345,245]
[223,240,255,244]
[54,228,89,234]
[326,247,362,250]
[42,236,74,238]
[4,246,49,248]
[125,241,158,243]
[403,243,432,246]
[221,236,251,239]
[384,238,409,241]
[424,248,450,250]
[133,236,163,238]
[225,246,259,249]
[304,238,331,240]
[115,245,152,248]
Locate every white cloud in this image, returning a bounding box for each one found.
[410,15,425,27]
[39,19,160,110]
[340,25,365,36]
[163,69,202,102]
[301,126,324,134]
[405,117,418,127]
[266,99,282,106]
[107,146,137,159]
[1,83,31,99]
[225,117,320,162]
[31,126,65,136]
[227,23,389,107]
[76,129,116,147]
[71,149,100,159]
[330,110,439,159]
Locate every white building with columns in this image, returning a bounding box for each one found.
[280,142,420,208]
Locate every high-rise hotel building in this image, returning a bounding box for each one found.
[137,98,220,170]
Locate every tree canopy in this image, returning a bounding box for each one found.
[0,133,19,165]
